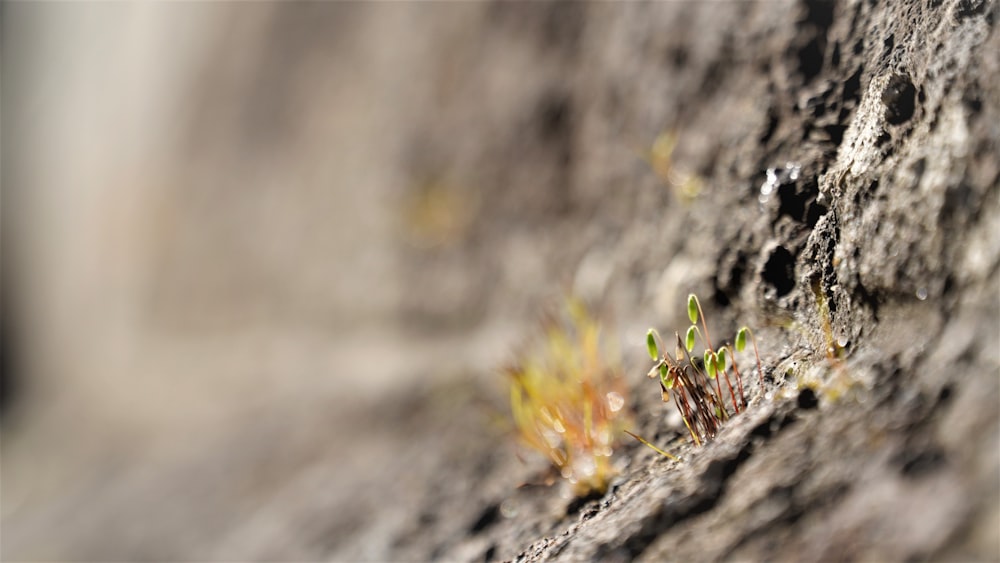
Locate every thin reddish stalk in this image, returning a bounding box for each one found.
[712,370,726,413]
[673,381,700,445]
[729,349,747,408]
[720,366,739,413]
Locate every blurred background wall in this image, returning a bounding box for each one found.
[3,3,554,558]
[5,2,438,430]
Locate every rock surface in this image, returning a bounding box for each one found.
[3,1,997,561]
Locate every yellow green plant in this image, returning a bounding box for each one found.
[505,299,631,496]
[640,130,703,202]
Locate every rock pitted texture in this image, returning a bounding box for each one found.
[3,1,997,561]
[387,1,1000,560]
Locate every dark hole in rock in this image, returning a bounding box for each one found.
[843,66,865,101]
[824,124,848,147]
[751,417,776,440]
[882,33,895,61]
[777,183,807,221]
[764,368,778,384]
[883,73,917,124]
[806,200,829,227]
[713,286,732,308]
[565,489,604,516]
[841,66,864,115]
[964,94,983,113]
[483,543,498,562]
[941,182,974,224]
[748,413,799,442]
[777,177,819,222]
[938,384,953,405]
[955,0,988,19]
[943,274,956,296]
[853,38,864,55]
[797,387,819,409]
[793,0,835,83]
[763,246,797,297]
[579,502,601,522]
[469,502,501,533]
[798,37,825,82]
[804,0,835,28]
[897,448,947,478]
[701,445,753,493]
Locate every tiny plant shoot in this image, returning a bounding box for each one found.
[506,299,631,496]
[645,294,765,446]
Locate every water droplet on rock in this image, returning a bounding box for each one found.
[759,163,802,207]
[573,456,597,478]
[787,162,801,181]
[759,169,778,204]
[606,391,624,413]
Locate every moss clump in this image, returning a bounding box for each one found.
[505,299,631,496]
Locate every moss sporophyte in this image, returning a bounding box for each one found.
[639,294,764,451]
[505,299,631,496]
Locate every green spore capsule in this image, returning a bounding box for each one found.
[647,329,660,361]
[716,348,728,372]
[660,363,673,389]
[736,328,748,353]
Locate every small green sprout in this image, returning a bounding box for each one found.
[660,363,671,386]
[736,326,764,387]
[644,294,767,446]
[634,328,681,461]
[647,329,660,361]
[685,326,697,352]
[687,293,714,350]
[735,328,747,353]
[704,350,716,379]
